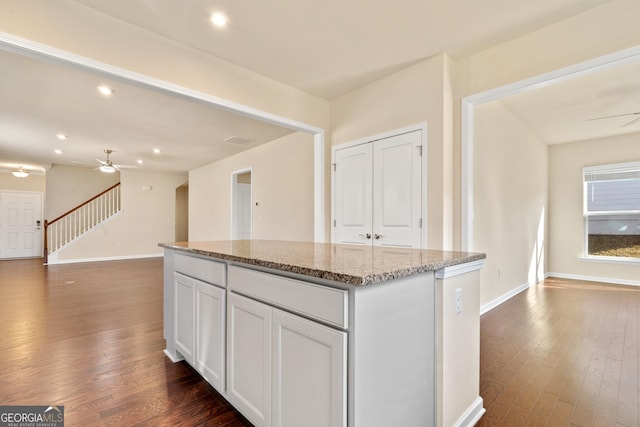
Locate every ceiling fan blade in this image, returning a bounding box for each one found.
[70,160,96,166]
[588,112,640,121]
[621,116,640,128]
[115,164,138,169]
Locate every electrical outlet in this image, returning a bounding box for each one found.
[455,288,462,315]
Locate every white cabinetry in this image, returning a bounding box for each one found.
[272,309,346,427]
[227,267,347,427]
[172,254,226,394]
[227,292,272,427]
[195,280,226,391]
[174,272,194,363]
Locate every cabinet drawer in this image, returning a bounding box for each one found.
[228,266,348,329]
[174,253,226,287]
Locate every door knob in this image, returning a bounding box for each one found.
[358,233,372,239]
[374,233,383,239]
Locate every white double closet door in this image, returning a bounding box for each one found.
[333,130,423,248]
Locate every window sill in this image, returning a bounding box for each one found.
[580,255,640,265]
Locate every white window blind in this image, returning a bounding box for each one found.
[584,162,640,213]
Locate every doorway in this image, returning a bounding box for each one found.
[0,191,43,259]
[175,184,189,242]
[232,170,252,240]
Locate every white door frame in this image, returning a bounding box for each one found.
[0,33,327,242]
[331,122,428,248]
[461,44,640,252]
[0,189,44,259]
[231,168,252,240]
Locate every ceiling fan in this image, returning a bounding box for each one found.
[96,149,136,173]
[588,111,640,128]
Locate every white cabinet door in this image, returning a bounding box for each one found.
[194,279,226,392]
[272,309,347,427]
[227,292,272,427]
[174,272,195,363]
[333,130,422,248]
[372,130,422,248]
[334,142,373,245]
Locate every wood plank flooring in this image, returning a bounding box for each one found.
[0,258,251,427]
[1,259,639,426]
[478,277,640,427]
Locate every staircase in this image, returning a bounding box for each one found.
[44,183,121,263]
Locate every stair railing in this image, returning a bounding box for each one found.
[44,182,121,263]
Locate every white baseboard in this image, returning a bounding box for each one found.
[453,396,485,427]
[46,253,163,265]
[547,272,640,287]
[163,349,184,363]
[480,281,530,315]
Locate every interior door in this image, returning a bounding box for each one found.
[333,143,373,245]
[333,130,422,248]
[0,191,43,259]
[372,131,422,247]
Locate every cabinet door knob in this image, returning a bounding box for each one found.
[358,233,372,239]
[374,233,383,239]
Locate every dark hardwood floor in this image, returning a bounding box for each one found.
[2,259,638,426]
[0,258,252,427]
[478,277,640,427]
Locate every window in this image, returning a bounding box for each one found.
[584,161,640,259]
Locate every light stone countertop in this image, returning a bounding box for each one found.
[159,240,486,286]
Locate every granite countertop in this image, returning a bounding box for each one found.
[159,240,485,286]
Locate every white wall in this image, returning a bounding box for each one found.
[474,101,548,308]
[45,164,120,220]
[331,54,454,250]
[549,133,640,284]
[450,0,640,306]
[0,171,45,192]
[56,170,187,261]
[0,1,330,131]
[190,132,314,242]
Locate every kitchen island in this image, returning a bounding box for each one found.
[160,240,486,427]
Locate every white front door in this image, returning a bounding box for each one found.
[0,191,43,259]
[333,130,423,248]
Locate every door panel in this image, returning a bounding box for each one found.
[227,292,272,427]
[272,309,347,427]
[0,191,43,258]
[195,280,226,392]
[333,130,422,248]
[373,131,422,248]
[334,143,372,245]
[174,272,195,363]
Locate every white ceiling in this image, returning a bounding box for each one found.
[1,0,634,175]
[499,58,640,144]
[0,49,296,174]
[73,0,609,99]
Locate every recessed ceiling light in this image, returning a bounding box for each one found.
[137,159,144,164]
[97,85,114,96]
[56,133,67,140]
[153,148,161,154]
[54,149,63,154]
[211,12,228,27]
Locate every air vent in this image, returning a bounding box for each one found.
[224,136,255,145]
